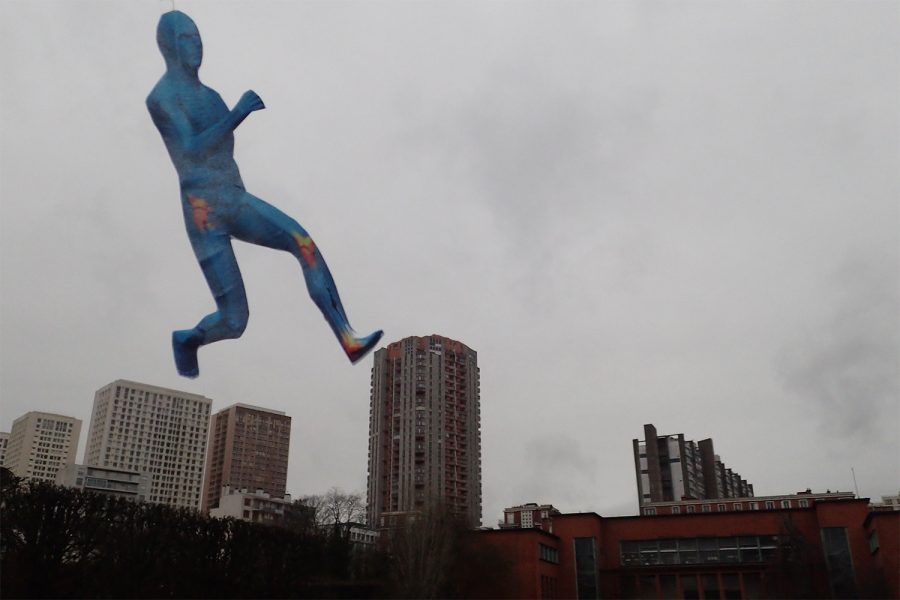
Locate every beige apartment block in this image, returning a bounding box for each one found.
[4,412,81,482]
[201,404,291,513]
[84,380,212,511]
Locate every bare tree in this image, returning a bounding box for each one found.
[300,487,365,528]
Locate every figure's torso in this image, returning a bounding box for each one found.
[149,77,243,191]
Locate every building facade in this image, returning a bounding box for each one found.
[4,412,81,483]
[56,463,151,501]
[634,423,753,506]
[476,499,899,599]
[84,380,211,510]
[367,335,482,527]
[209,485,292,525]
[0,431,8,467]
[639,490,855,516]
[201,403,291,513]
[500,502,561,530]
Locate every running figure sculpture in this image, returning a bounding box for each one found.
[147,11,382,378]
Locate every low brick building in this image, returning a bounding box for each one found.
[476,498,898,599]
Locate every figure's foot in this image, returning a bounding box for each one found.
[172,330,200,378]
[341,329,384,364]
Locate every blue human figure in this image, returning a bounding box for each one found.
[147,10,382,378]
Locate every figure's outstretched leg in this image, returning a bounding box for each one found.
[232,192,382,363]
[174,234,250,378]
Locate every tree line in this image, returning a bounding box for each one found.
[1,470,509,599]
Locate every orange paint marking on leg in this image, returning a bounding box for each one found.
[291,232,317,268]
[187,195,212,231]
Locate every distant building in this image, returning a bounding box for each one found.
[0,431,8,467]
[476,498,899,599]
[209,485,292,525]
[84,380,211,511]
[201,403,291,513]
[633,423,753,506]
[871,493,900,511]
[56,463,150,501]
[639,490,856,516]
[4,412,81,483]
[367,335,482,528]
[500,502,561,531]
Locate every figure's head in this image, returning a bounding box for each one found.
[157,11,202,72]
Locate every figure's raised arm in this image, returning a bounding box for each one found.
[146,90,265,159]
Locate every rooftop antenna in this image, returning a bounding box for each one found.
[851,467,860,497]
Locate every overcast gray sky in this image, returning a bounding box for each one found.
[1,0,897,525]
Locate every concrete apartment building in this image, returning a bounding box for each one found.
[201,403,291,513]
[209,485,293,525]
[84,380,211,511]
[4,412,81,482]
[56,464,151,501]
[633,423,753,506]
[367,334,482,528]
[0,431,8,467]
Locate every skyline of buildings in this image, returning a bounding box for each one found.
[366,334,482,527]
[633,423,753,507]
[83,380,212,510]
[201,403,292,513]
[3,411,81,483]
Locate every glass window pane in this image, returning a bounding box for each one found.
[638,575,656,600]
[740,548,760,562]
[701,574,719,599]
[721,574,740,600]
[681,574,699,600]
[742,573,762,600]
[659,575,678,600]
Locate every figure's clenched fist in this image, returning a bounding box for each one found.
[237,90,265,114]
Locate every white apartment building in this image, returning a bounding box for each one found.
[209,485,292,525]
[0,431,9,467]
[4,412,81,482]
[57,464,151,501]
[84,380,212,511]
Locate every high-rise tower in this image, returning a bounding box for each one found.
[633,423,754,507]
[201,404,291,513]
[367,335,482,528]
[85,380,211,510]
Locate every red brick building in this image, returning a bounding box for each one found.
[477,498,898,599]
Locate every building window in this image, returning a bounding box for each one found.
[749,502,759,510]
[869,530,880,554]
[799,499,809,508]
[765,500,775,509]
[521,510,533,528]
[733,503,743,511]
[671,506,681,514]
[781,500,791,509]
[539,543,559,564]
[821,527,858,598]
[702,504,711,513]
[574,538,599,599]
[686,505,696,514]
[644,507,656,515]
[505,512,515,525]
[717,504,726,512]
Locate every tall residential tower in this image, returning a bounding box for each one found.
[201,403,291,513]
[367,335,482,527]
[84,380,212,510]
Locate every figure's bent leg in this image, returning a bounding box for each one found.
[175,234,250,378]
[232,193,382,363]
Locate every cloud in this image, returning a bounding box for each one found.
[778,252,899,440]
